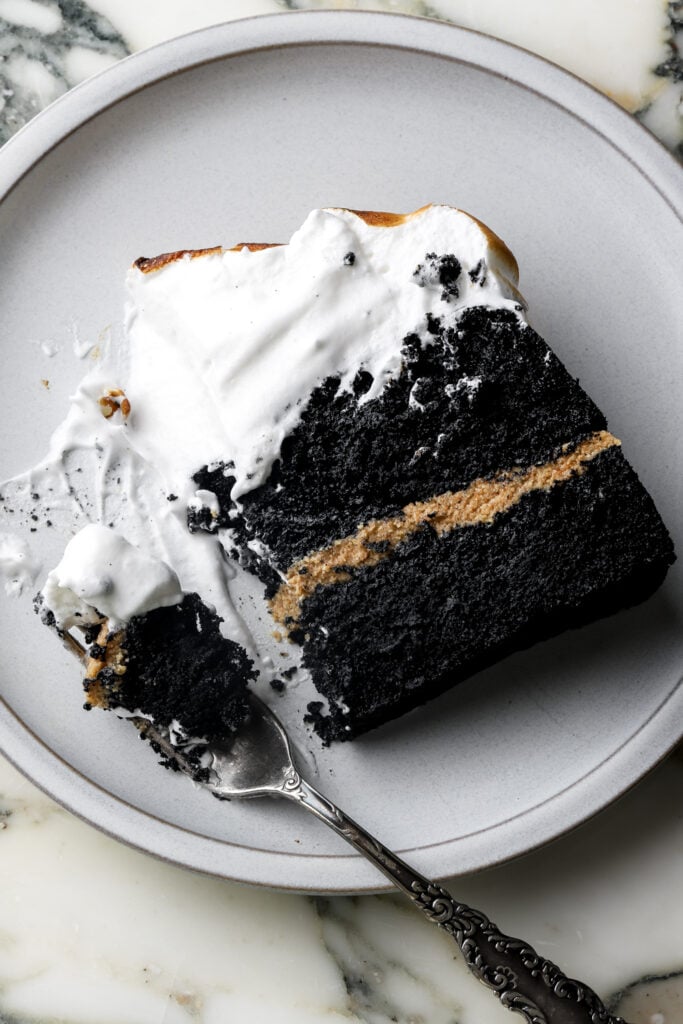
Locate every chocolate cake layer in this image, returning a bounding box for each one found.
[270,429,620,630]
[84,593,254,742]
[299,445,674,742]
[191,307,607,578]
[143,207,673,745]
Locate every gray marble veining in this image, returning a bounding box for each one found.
[612,969,683,1021]
[0,0,128,145]
[639,0,683,152]
[283,0,682,148]
[0,0,680,154]
[1,752,683,1022]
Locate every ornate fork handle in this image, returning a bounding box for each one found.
[281,770,626,1024]
[59,627,625,1024]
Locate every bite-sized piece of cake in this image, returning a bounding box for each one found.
[126,205,675,742]
[39,525,254,743]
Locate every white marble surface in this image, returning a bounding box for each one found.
[0,0,680,149]
[60,0,683,154]
[0,2,682,1022]
[1,749,682,1022]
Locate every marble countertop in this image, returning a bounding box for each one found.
[0,3,682,1023]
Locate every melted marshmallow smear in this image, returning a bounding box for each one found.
[1,206,526,689]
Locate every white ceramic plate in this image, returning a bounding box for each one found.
[0,12,681,893]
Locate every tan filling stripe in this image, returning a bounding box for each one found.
[269,430,620,628]
[83,623,126,709]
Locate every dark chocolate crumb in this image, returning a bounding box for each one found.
[365,540,391,553]
[84,624,101,645]
[91,594,254,743]
[413,252,462,301]
[468,258,487,286]
[426,312,441,336]
[187,505,218,534]
[352,369,374,397]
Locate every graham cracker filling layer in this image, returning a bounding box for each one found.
[269,430,620,628]
[84,623,126,709]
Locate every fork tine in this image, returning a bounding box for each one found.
[61,629,87,661]
[57,625,291,796]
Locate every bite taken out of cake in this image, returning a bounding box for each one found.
[37,524,254,751]
[122,204,674,742]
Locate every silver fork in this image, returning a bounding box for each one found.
[61,631,625,1023]
[134,689,626,1024]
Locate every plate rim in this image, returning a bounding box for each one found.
[0,10,681,892]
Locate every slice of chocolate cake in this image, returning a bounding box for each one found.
[39,525,254,746]
[125,205,675,742]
